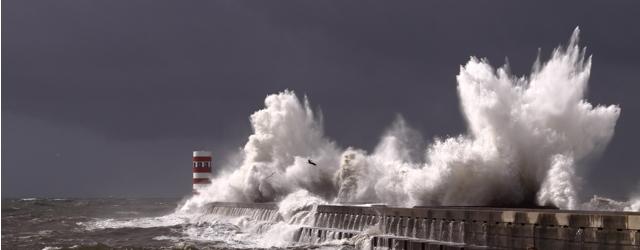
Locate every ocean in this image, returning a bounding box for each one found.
[1,198,350,250]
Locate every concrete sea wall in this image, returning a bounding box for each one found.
[205,202,640,249]
[204,202,280,222]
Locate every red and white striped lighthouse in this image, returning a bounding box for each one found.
[192,150,212,194]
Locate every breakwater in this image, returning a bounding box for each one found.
[205,202,280,222]
[205,202,640,249]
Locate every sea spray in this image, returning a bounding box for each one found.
[626,198,640,212]
[178,92,341,211]
[181,28,630,211]
[278,190,326,224]
[84,192,329,248]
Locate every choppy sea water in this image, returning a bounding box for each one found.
[1,198,351,250]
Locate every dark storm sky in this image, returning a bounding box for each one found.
[3,1,640,198]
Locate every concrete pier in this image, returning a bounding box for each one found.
[204,202,280,221]
[205,202,640,249]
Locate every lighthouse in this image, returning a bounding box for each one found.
[192,150,212,194]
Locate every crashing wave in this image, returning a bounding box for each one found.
[182,28,632,211]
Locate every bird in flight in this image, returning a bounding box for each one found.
[265,172,275,179]
[307,159,317,166]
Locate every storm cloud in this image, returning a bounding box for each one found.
[3,1,640,199]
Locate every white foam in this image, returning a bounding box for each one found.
[42,247,62,250]
[80,214,186,230]
[625,198,640,212]
[179,28,632,211]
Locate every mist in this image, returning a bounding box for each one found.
[181,29,637,211]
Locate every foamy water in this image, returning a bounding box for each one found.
[83,28,635,248]
[78,190,639,249]
[145,29,638,247]
[6,196,636,250]
[80,190,342,249]
[179,28,636,212]
[10,28,636,250]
